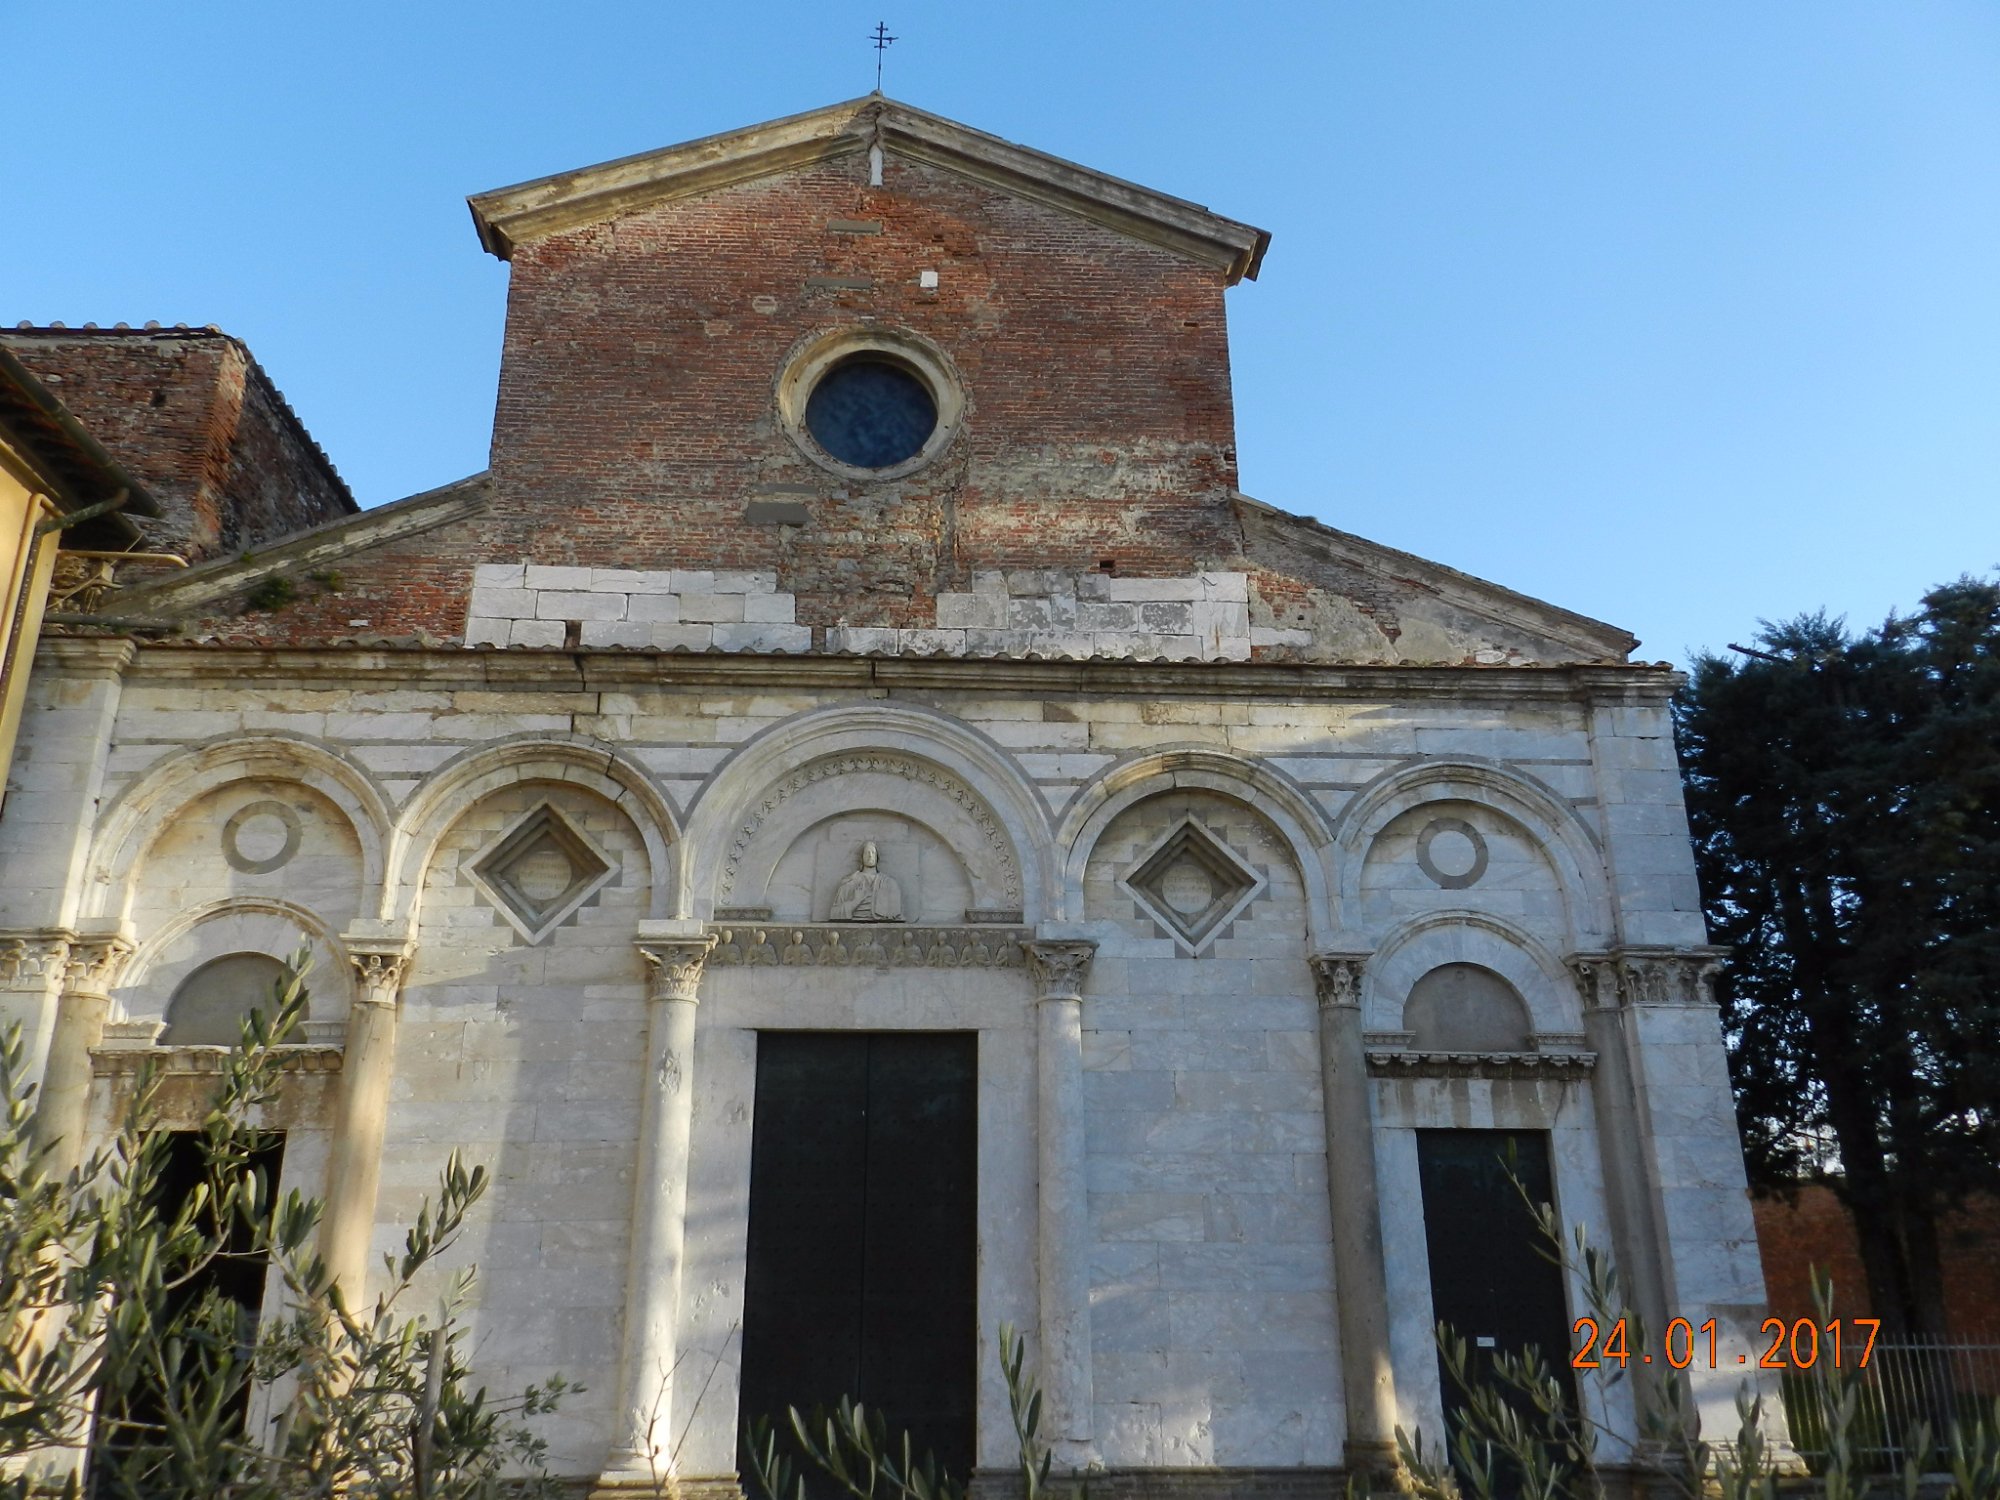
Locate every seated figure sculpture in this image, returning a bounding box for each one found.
[829,840,905,921]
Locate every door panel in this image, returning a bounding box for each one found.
[740,1032,978,1485]
[1415,1130,1576,1432]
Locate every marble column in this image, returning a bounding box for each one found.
[1308,951,1400,1480]
[29,932,131,1179]
[604,924,716,1484]
[1569,954,1674,1370]
[319,930,412,1306]
[1027,937,1097,1469]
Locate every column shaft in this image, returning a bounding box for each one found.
[319,939,411,1305]
[1028,938,1097,1469]
[1310,953,1399,1477]
[29,935,130,1178]
[606,932,714,1482]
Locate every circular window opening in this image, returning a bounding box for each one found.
[802,356,939,470]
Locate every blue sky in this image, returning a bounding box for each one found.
[9,2,1996,665]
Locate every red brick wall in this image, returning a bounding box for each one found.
[484,153,1245,628]
[0,329,355,562]
[1754,1186,2000,1336]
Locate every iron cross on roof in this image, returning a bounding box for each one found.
[870,22,897,92]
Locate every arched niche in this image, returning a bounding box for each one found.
[116,899,348,1038]
[1365,911,1580,1041]
[1080,787,1304,954]
[387,737,679,926]
[161,953,291,1046]
[1359,799,1565,936]
[84,735,388,928]
[119,779,369,952]
[715,753,1023,921]
[415,779,654,953]
[682,705,1046,924]
[763,811,975,925]
[1403,963,1534,1052]
[1058,746,1334,941]
[1331,760,1612,950]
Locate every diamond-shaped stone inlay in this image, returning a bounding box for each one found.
[468,804,617,944]
[1120,818,1268,954]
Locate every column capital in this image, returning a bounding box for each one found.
[1566,947,1731,1010]
[0,929,74,985]
[1027,939,1096,1001]
[62,932,133,1001]
[1308,951,1370,1011]
[638,936,716,1004]
[343,923,415,1008]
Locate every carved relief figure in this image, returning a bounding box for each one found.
[828,841,905,922]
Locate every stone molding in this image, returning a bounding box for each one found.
[115,644,1681,705]
[1566,947,1731,1011]
[1366,1048,1598,1079]
[1026,938,1096,999]
[637,936,717,1002]
[92,1044,345,1077]
[706,924,1029,969]
[1308,951,1370,1010]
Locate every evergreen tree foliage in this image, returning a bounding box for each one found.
[1675,575,2000,1338]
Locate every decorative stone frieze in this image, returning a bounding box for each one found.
[93,1044,345,1077]
[705,924,1028,969]
[1566,948,1731,1010]
[1365,1048,1597,1079]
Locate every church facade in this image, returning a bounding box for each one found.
[0,97,1774,1495]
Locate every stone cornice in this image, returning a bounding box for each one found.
[110,644,1680,704]
[468,96,1270,283]
[707,923,1031,970]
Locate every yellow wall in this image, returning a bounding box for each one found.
[0,446,60,793]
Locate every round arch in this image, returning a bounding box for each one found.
[1329,758,1613,949]
[385,735,682,924]
[115,895,350,1031]
[1363,908,1582,1038]
[680,704,1052,924]
[1055,746,1337,942]
[82,734,391,927]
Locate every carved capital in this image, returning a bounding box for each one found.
[0,931,73,985]
[1569,948,1730,1009]
[347,946,411,1007]
[638,936,717,1003]
[62,936,133,999]
[1026,940,1096,1001]
[1565,954,1622,1011]
[1308,952,1370,1011]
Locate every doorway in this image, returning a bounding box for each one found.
[739,1032,978,1484]
[1415,1130,1576,1437]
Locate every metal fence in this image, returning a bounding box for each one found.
[1781,1338,2000,1471]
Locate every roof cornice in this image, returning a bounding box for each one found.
[468,96,1270,283]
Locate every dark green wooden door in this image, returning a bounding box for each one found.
[739,1032,978,1485]
[1415,1130,1577,1437]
